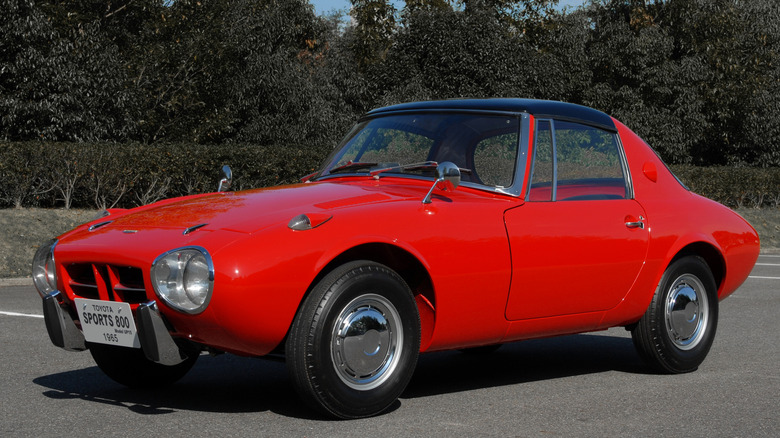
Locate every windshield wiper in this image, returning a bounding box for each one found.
[369,161,473,179]
[369,161,438,178]
[326,161,379,175]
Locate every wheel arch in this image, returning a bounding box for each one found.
[299,242,437,352]
[669,242,725,292]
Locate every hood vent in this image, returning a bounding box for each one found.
[183,223,209,235]
[88,221,112,232]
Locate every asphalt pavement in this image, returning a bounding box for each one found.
[1,255,778,437]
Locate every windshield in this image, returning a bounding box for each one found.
[316,113,520,188]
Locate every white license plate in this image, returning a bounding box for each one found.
[75,298,141,348]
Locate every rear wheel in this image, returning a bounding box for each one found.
[286,261,420,419]
[88,343,198,387]
[631,256,718,373]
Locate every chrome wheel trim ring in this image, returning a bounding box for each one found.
[330,293,403,391]
[664,273,709,351]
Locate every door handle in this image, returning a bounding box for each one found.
[625,215,645,230]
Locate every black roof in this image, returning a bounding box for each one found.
[366,98,616,131]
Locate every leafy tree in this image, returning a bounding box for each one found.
[0,0,136,142]
[350,0,398,69]
[578,1,710,163]
[404,0,453,12]
[130,0,342,147]
[220,0,345,148]
[377,6,537,105]
[656,0,780,165]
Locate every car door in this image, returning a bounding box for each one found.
[504,119,649,320]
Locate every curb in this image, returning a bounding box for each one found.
[0,277,32,287]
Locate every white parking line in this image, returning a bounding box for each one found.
[0,311,43,319]
[755,263,780,266]
[749,276,780,280]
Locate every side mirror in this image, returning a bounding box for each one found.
[422,161,461,204]
[218,165,232,192]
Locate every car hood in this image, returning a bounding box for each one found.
[85,181,417,236]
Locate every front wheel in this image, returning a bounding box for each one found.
[631,256,718,373]
[286,261,420,419]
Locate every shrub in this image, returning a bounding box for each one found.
[671,165,780,208]
[1,142,776,210]
[0,142,329,209]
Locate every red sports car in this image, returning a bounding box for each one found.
[32,99,760,418]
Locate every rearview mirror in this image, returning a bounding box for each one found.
[422,162,461,204]
[218,165,232,192]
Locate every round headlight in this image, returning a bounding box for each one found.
[32,239,58,297]
[183,255,210,303]
[151,247,214,314]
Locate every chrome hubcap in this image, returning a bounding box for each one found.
[331,294,402,390]
[665,274,709,350]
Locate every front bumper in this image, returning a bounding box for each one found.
[42,292,192,365]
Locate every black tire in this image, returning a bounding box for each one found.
[88,342,198,388]
[286,261,421,419]
[631,256,718,373]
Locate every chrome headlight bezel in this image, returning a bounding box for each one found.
[151,246,214,314]
[32,239,58,297]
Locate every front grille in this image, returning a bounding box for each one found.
[63,263,148,304]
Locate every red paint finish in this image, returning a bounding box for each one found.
[43,103,760,361]
[504,199,649,321]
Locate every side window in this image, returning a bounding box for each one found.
[528,120,553,201]
[473,131,518,187]
[555,121,626,200]
[527,120,627,201]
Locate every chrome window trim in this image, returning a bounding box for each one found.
[614,132,635,199]
[550,119,559,201]
[525,118,556,201]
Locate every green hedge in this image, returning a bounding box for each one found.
[1,142,777,210]
[0,142,330,209]
[670,165,780,209]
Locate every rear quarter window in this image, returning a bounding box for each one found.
[528,120,629,201]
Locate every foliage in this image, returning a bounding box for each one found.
[671,165,780,209]
[376,6,533,104]
[576,0,780,166]
[0,0,777,175]
[1,141,776,210]
[0,141,328,209]
[350,0,398,69]
[0,0,137,142]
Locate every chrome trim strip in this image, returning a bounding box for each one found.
[615,133,635,199]
[551,119,559,201]
[510,113,531,198]
[88,220,112,232]
[183,223,208,235]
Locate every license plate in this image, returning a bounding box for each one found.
[75,298,141,348]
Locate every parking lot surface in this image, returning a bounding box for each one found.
[1,255,777,437]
